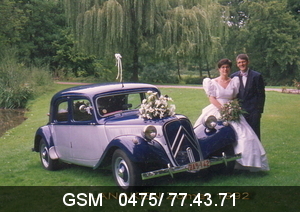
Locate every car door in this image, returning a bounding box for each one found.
[51,98,72,162]
[68,98,108,167]
[52,97,108,167]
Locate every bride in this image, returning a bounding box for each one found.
[194,58,269,172]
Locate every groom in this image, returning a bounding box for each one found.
[231,54,265,140]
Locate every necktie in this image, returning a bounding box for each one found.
[241,72,248,77]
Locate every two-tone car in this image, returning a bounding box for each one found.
[32,82,241,190]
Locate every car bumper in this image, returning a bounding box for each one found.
[141,153,241,180]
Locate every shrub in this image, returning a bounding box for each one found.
[140,63,179,84]
[0,85,33,109]
[0,49,53,108]
[293,79,300,90]
[93,59,116,82]
[0,63,34,108]
[183,75,202,84]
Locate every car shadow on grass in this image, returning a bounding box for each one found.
[34,161,269,188]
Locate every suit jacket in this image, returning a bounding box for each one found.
[231,69,265,114]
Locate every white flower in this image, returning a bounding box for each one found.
[139,91,176,119]
[219,99,247,122]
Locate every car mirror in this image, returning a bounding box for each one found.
[122,104,132,110]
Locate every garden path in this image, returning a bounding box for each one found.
[56,81,288,93]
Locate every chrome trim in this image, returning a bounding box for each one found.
[186,147,195,163]
[143,125,157,141]
[49,146,59,160]
[168,123,201,160]
[172,126,185,157]
[167,163,173,178]
[141,153,241,180]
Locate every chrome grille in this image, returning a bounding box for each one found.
[163,118,202,165]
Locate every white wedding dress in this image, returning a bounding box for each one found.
[194,77,269,171]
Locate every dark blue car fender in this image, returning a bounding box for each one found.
[196,125,237,159]
[33,126,54,152]
[94,135,171,169]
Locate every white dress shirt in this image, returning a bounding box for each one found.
[241,69,249,87]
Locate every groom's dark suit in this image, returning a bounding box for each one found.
[231,69,265,139]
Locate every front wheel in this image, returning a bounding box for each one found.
[112,149,141,190]
[39,139,59,171]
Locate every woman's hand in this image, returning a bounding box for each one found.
[208,96,222,110]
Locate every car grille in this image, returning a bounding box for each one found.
[163,118,202,166]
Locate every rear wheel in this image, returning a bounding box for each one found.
[112,149,141,190]
[39,139,59,170]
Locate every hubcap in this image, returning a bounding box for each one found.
[41,146,49,167]
[42,150,47,159]
[118,166,125,178]
[115,157,130,187]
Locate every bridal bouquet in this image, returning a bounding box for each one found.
[219,99,247,122]
[139,91,176,119]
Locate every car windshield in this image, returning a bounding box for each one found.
[96,91,151,116]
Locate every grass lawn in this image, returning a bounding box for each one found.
[0,83,299,211]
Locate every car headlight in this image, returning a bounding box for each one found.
[204,115,217,129]
[143,125,157,141]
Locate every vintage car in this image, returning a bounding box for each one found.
[32,82,241,190]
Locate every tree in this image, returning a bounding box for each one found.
[64,0,230,81]
[154,2,230,79]
[52,28,115,80]
[287,0,300,20]
[219,0,300,83]
[0,0,27,48]
[241,1,300,83]
[14,0,66,66]
[218,0,250,62]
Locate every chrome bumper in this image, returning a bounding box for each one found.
[141,153,241,180]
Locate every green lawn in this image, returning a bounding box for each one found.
[0,83,299,211]
[1,84,299,186]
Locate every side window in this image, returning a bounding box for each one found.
[72,99,93,121]
[56,101,69,122]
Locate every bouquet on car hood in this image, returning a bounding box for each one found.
[139,91,176,119]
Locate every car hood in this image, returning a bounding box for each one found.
[102,112,190,147]
[103,111,179,126]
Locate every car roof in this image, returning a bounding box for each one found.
[51,82,159,101]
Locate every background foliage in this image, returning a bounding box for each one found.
[0,0,300,108]
[0,49,53,108]
[63,0,300,84]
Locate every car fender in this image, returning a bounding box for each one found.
[198,125,237,159]
[33,126,53,152]
[94,135,171,169]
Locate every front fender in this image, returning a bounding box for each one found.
[33,126,53,152]
[94,135,171,169]
[197,125,236,159]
